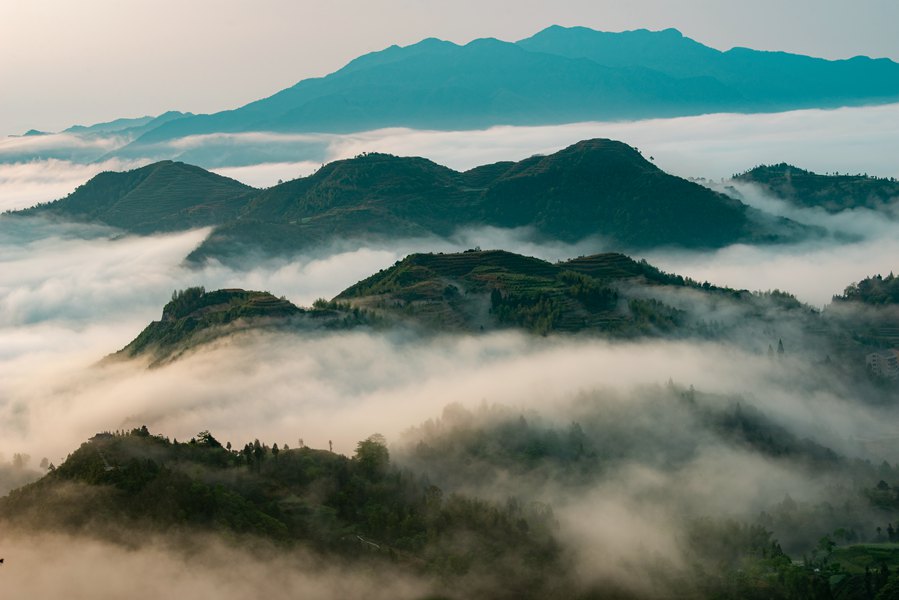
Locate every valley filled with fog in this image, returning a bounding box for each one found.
[3,105,899,597]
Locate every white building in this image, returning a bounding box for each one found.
[867,350,899,380]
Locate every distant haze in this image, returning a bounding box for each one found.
[3,0,899,136]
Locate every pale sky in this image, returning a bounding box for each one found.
[2,0,898,137]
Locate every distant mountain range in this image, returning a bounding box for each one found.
[11,139,813,263]
[124,26,899,147]
[7,26,899,167]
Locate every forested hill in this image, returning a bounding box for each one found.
[188,139,811,263]
[112,287,373,367]
[15,160,257,233]
[0,427,566,598]
[735,163,899,214]
[10,139,813,262]
[834,273,899,305]
[334,249,815,337]
[112,248,833,366]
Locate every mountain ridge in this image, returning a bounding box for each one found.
[117,25,899,148]
[9,138,815,261]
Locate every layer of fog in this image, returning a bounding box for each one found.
[0,528,430,600]
[5,314,897,594]
[3,221,899,596]
[3,207,898,463]
[644,181,899,307]
[4,102,899,213]
[0,158,150,213]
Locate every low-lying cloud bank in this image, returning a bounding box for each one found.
[4,102,899,211]
[644,181,899,306]
[2,221,899,596]
[3,205,898,462]
[0,528,431,600]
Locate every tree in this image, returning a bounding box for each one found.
[355,434,389,480]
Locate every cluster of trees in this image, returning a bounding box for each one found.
[163,286,206,319]
[626,298,684,332]
[490,288,563,335]
[1,427,564,596]
[838,273,899,306]
[558,270,617,311]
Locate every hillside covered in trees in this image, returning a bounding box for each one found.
[736,163,899,214]
[8,140,813,265]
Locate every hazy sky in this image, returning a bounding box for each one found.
[2,0,899,137]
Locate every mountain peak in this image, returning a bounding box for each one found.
[14,160,255,233]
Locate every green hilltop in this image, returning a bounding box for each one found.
[112,249,836,368]
[6,404,899,598]
[10,139,815,262]
[736,163,899,214]
[112,286,371,367]
[15,160,257,233]
[335,249,808,337]
[204,139,808,261]
[0,427,563,598]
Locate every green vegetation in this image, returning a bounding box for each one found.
[11,139,812,263]
[338,249,629,335]
[837,273,899,306]
[118,287,303,363]
[0,426,849,598]
[14,160,257,233]
[736,163,899,214]
[1,427,564,597]
[114,287,378,366]
[190,139,809,263]
[335,249,815,339]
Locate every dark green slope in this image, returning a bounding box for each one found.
[113,287,372,366]
[478,139,755,246]
[115,287,304,365]
[736,163,899,213]
[1,428,564,598]
[238,152,470,232]
[189,139,810,263]
[12,140,814,260]
[335,249,684,335]
[16,160,257,233]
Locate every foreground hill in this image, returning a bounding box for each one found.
[736,163,899,214]
[4,406,897,597]
[15,160,257,233]
[125,26,899,146]
[188,139,810,263]
[0,427,565,598]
